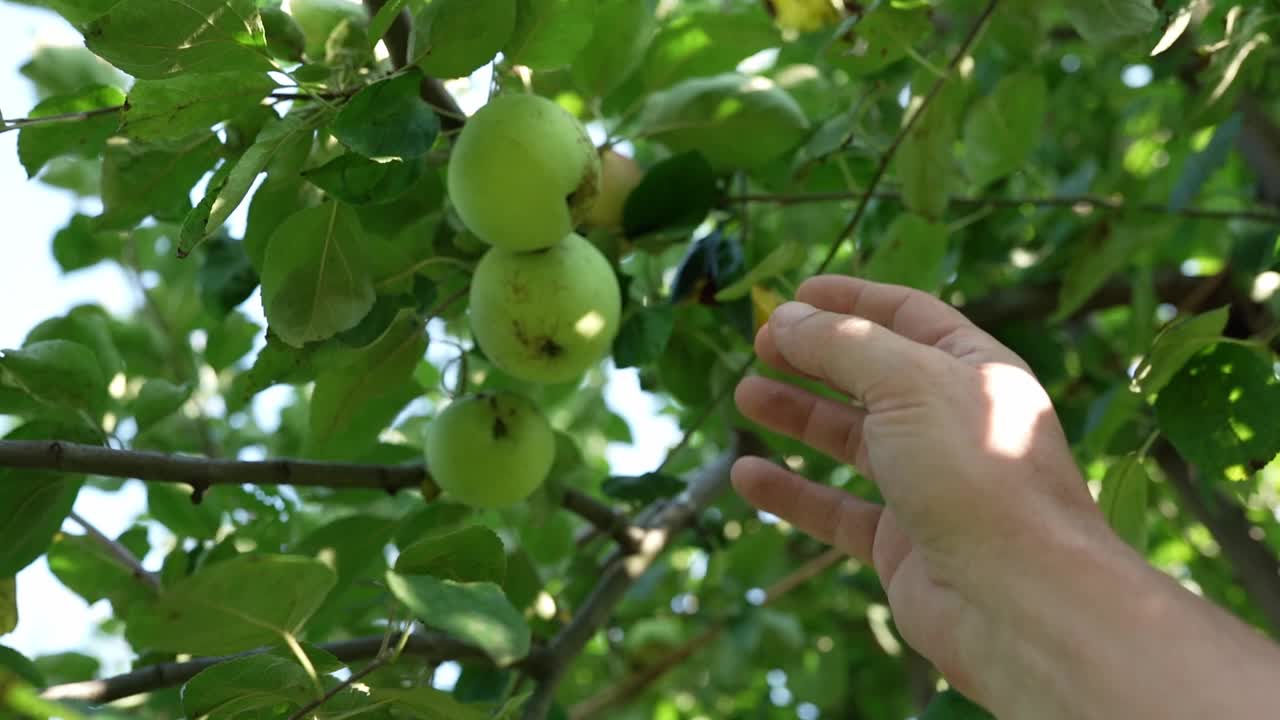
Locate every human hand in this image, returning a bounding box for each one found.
[731,275,1112,702]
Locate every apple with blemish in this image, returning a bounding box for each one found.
[468,233,621,385]
[425,391,554,509]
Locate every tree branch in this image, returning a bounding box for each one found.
[39,631,489,704]
[521,433,760,719]
[734,190,1280,225]
[1154,442,1280,632]
[559,489,642,553]
[570,548,845,720]
[814,0,1001,273]
[66,510,160,594]
[0,440,637,550]
[0,439,426,494]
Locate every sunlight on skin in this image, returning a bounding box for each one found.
[978,364,1051,459]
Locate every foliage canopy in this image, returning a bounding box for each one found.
[2,0,1280,718]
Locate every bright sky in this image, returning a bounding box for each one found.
[0,2,680,676]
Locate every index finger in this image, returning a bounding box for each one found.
[796,275,979,348]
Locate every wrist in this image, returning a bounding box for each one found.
[970,509,1280,719]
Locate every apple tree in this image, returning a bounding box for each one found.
[2,0,1280,718]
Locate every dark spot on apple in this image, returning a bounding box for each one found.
[492,416,509,439]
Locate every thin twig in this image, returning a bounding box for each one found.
[732,190,1280,225]
[286,656,390,720]
[0,105,122,134]
[66,510,161,594]
[814,0,1001,274]
[39,631,493,704]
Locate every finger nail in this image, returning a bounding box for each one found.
[771,301,818,328]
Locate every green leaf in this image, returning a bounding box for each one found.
[180,651,317,718]
[714,242,805,302]
[198,235,260,314]
[228,332,315,411]
[32,652,99,685]
[385,572,531,665]
[127,554,337,654]
[570,0,655,97]
[863,214,950,292]
[331,70,440,161]
[0,579,15,635]
[1155,343,1280,478]
[504,0,596,71]
[1169,113,1243,211]
[1098,453,1149,552]
[896,75,963,221]
[146,484,221,539]
[1132,306,1230,397]
[412,0,517,79]
[51,214,119,272]
[122,71,276,140]
[47,526,151,613]
[637,72,810,172]
[261,201,377,348]
[99,132,223,230]
[643,11,779,91]
[612,305,675,368]
[25,306,124,381]
[303,153,423,205]
[1064,0,1159,46]
[822,6,932,77]
[17,85,124,178]
[395,526,507,583]
[371,687,492,720]
[261,6,307,61]
[20,44,125,99]
[961,72,1047,188]
[395,503,473,547]
[0,646,44,689]
[307,309,425,456]
[1052,223,1147,322]
[208,109,326,235]
[0,340,108,416]
[83,0,274,80]
[205,311,262,372]
[181,159,239,254]
[132,379,191,432]
[0,422,100,576]
[295,514,398,595]
[920,688,995,719]
[243,175,312,273]
[622,151,717,237]
[602,472,684,504]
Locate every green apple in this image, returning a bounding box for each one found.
[583,149,644,232]
[469,233,621,385]
[290,0,368,60]
[447,94,600,252]
[425,391,554,509]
